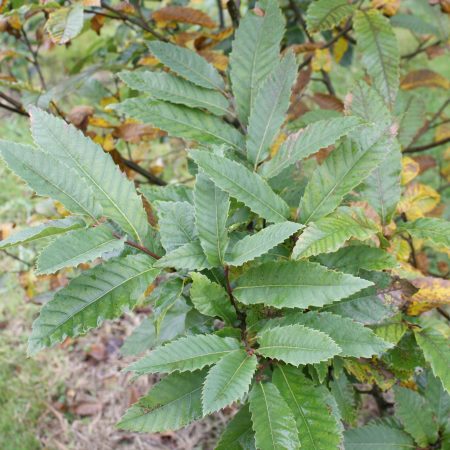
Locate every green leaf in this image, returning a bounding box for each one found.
[288,311,392,357]
[120,318,156,356]
[202,349,257,414]
[148,41,224,91]
[246,51,297,168]
[155,201,197,252]
[424,371,450,428]
[190,150,290,223]
[359,144,401,225]
[230,0,285,124]
[249,382,299,450]
[233,261,372,309]
[36,223,124,274]
[394,386,439,447]
[397,94,425,148]
[260,116,362,179]
[216,404,255,450]
[256,324,340,365]
[292,207,378,259]
[299,128,392,224]
[398,217,450,249]
[154,240,210,270]
[189,272,236,324]
[194,173,230,266]
[46,3,84,45]
[113,99,243,150]
[272,365,342,450]
[28,254,159,355]
[329,372,357,424]
[226,222,301,266]
[119,71,229,116]
[354,9,400,105]
[414,327,450,393]
[118,370,207,432]
[0,142,101,220]
[306,0,355,32]
[140,184,193,204]
[344,423,415,450]
[30,108,148,243]
[0,217,85,249]
[317,245,398,273]
[127,334,240,375]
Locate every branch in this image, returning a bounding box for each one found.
[217,0,225,29]
[112,232,160,260]
[122,158,167,186]
[226,0,240,28]
[21,28,46,90]
[403,136,450,154]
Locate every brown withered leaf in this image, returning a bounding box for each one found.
[90,14,105,34]
[401,69,450,90]
[68,105,94,131]
[83,0,101,6]
[113,122,161,143]
[413,155,436,174]
[195,27,234,50]
[198,50,228,71]
[407,277,450,315]
[153,6,216,29]
[74,402,102,416]
[312,93,344,111]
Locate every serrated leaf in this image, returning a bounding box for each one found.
[249,382,299,450]
[148,41,224,91]
[127,334,240,375]
[260,116,361,179]
[394,386,439,447]
[189,272,236,324]
[287,311,392,357]
[397,95,425,148]
[344,423,415,450]
[36,223,124,274]
[140,184,194,204]
[154,240,210,270]
[230,0,285,124]
[354,9,399,106]
[292,207,378,259]
[120,318,156,356]
[272,365,342,450]
[28,254,159,355]
[246,51,297,168]
[398,217,450,249]
[0,142,101,220]
[202,349,257,415]
[190,150,290,223]
[425,371,450,428]
[30,108,148,243]
[359,146,402,225]
[113,99,243,150]
[306,0,355,32]
[256,324,341,365]
[317,245,397,273]
[299,128,392,224]
[233,261,372,309]
[414,327,450,393]
[46,4,84,45]
[194,173,230,266]
[216,404,255,450]
[119,71,229,116]
[156,201,197,252]
[0,217,85,249]
[226,222,301,266]
[118,370,207,432]
[330,371,357,424]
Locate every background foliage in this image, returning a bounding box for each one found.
[0,0,449,449]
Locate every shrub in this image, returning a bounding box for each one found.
[0,0,449,448]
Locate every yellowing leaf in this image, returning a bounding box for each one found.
[435,122,450,142]
[333,36,348,63]
[83,0,101,6]
[344,359,395,391]
[389,235,411,262]
[88,116,114,128]
[401,156,420,185]
[397,183,440,221]
[152,6,216,29]
[311,48,332,73]
[8,12,21,30]
[372,0,400,16]
[102,134,115,152]
[198,50,228,71]
[100,97,118,109]
[407,277,450,315]
[401,70,450,90]
[138,55,160,66]
[270,133,287,158]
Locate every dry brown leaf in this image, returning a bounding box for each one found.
[198,50,228,71]
[153,6,216,29]
[114,122,161,143]
[74,402,102,416]
[401,69,450,90]
[413,155,436,174]
[372,0,400,16]
[312,93,344,111]
[68,105,94,130]
[90,13,106,34]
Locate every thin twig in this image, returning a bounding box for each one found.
[403,136,450,154]
[123,158,167,186]
[112,232,160,259]
[21,28,46,90]
[1,249,32,267]
[226,0,240,28]
[217,0,225,29]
